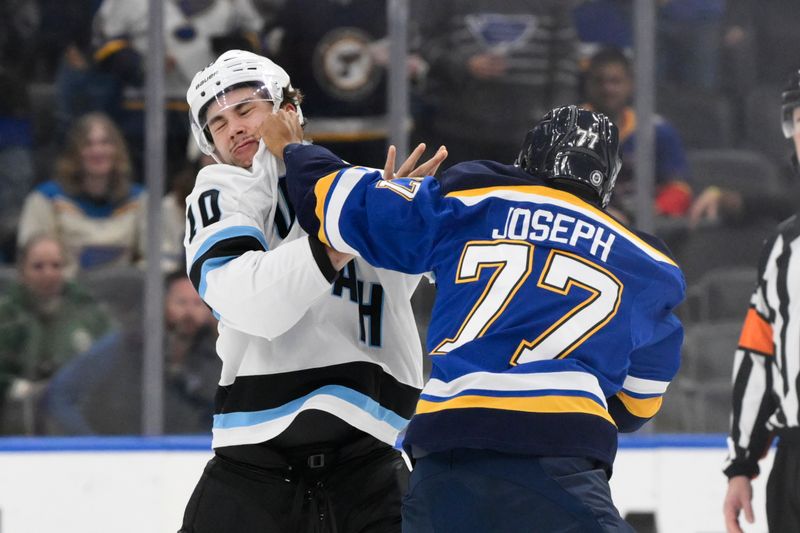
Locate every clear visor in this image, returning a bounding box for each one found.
[197,83,277,133]
[782,104,798,139]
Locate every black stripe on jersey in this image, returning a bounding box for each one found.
[274,177,296,239]
[404,408,619,470]
[215,360,421,420]
[775,237,792,395]
[188,235,266,292]
[729,350,778,471]
[730,352,754,446]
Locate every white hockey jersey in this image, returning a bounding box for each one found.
[184,144,423,449]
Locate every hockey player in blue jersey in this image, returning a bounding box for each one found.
[261,105,685,532]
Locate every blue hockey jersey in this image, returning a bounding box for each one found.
[283,143,685,467]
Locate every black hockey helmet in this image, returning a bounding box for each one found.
[781,69,800,138]
[515,105,621,208]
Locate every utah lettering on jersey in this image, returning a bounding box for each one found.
[332,260,384,347]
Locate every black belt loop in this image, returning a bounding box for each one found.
[308,453,326,469]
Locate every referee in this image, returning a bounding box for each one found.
[723,69,800,533]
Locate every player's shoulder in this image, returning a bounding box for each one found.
[437,160,543,196]
[775,212,800,240]
[630,228,677,263]
[188,162,265,202]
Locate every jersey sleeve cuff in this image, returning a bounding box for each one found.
[308,235,339,283]
[723,461,760,480]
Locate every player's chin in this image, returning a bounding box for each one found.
[233,143,259,167]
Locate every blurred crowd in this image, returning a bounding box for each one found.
[0,0,798,435]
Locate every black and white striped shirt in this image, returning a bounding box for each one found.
[725,213,800,478]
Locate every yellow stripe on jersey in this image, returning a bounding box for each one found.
[446,185,677,267]
[94,39,129,63]
[415,394,617,426]
[314,170,340,246]
[738,308,775,356]
[616,391,663,418]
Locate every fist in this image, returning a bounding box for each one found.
[259,109,304,160]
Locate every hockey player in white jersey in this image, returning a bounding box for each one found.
[178,50,443,533]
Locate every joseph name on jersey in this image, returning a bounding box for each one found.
[284,143,685,468]
[183,144,423,450]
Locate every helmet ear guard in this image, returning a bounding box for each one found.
[190,111,215,156]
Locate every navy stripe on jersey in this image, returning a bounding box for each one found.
[405,409,619,468]
[215,360,420,420]
[189,233,267,295]
[274,177,296,239]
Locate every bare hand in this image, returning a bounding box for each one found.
[467,52,508,79]
[723,476,755,533]
[688,187,743,229]
[383,143,448,180]
[259,109,304,160]
[325,245,353,271]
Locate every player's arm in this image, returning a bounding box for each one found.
[608,309,683,432]
[282,143,446,273]
[723,232,780,480]
[184,165,339,340]
[260,109,446,271]
[607,260,685,432]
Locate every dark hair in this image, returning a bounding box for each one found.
[164,270,191,292]
[587,47,632,77]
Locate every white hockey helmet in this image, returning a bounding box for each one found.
[186,49,303,156]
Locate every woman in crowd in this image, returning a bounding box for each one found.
[17,112,146,275]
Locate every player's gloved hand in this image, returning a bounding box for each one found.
[383,143,448,181]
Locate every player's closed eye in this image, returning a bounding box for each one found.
[210,118,227,134]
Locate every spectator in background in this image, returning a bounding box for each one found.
[689,71,800,228]
[572,0,633,67]
[583,47,693,224]
[656,0,725,90]
[265,0,427,168]
[162,154,214,272]
[17,112,146,276]
[42,271,219,435]
[0,69,35,263]
[721,68,800,533]
[723,0,800,87]
[414,0,579,166]
[36,0,118,141]
[0,0,40,83]
[92,0,265,180]
[0,234,113,435]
